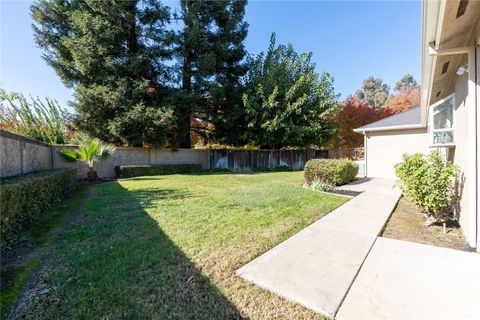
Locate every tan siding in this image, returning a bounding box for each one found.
[452,73,470,239]
[365,128,430,179]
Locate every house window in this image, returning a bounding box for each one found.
[431,94,454,145]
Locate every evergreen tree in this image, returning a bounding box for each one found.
[394,74,418,92]
[242,34,338,148]
[355,76,390,108]
[174,0,248,147]
[31,0,175,146]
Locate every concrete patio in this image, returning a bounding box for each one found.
[237,178,401,318]
[337,237,480,320]
[237,178,480,319]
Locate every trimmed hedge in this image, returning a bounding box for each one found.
[0,169,76,247]
[116,164,202,178]
[304,159,358,186]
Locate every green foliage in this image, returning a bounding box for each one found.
[116,164,202,178]
[311,178,335,192]
[304,159,358,186]
[59,140,111,180]
[274,165,291,172]
[208,168,233,173]
[355,76,390,108]
[31,0,249,148]
[31,0,175,147]
[254,166,271,172]
[395,152,459,220]
[175,0,249,147]
[242,33,339,148]
[0,169,76,247]
[0,89,70,144]
[394,74,418,92]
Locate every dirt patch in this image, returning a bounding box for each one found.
[382,197,466,250]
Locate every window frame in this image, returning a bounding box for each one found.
[429,93,455,147]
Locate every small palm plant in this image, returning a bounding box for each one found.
[59,140,111,181]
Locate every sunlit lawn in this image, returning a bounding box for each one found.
[19,172,347,319]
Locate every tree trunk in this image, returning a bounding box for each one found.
[125,1,138,56]
[181,0,192,148]
[87,167,98,182]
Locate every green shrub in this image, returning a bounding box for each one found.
[395,152,459,221]
[254,166,271,172]
[116,164,202,178]
[304,159,358,186]
[274,165,291,172]
[209,168,232,173]
[0,169,76,246]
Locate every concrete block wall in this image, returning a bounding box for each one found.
[0,130,52,177]
[52,146,210,179]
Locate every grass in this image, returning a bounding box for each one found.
[0,259,39,320]
[14,172,347,319]
[382,197,465,250]
[0,187,87,319]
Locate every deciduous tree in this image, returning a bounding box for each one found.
[242,34,338,148]
[329,96,392,148]
[385,85,420,113]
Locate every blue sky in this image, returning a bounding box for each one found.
[1,0,421,110]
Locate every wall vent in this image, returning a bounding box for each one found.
[456,0,468,19]
[441,61,450,74]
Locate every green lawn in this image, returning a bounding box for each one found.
[16,172,347,319]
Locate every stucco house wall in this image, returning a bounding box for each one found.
[449,72,471,237]
[365,128,430,178]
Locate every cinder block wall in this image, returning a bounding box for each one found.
[1,130,210,179]
[0,130,52,177]
[51,146,210,179]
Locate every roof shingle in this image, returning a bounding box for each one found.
[355,106,422,131]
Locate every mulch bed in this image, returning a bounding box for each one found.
[382,197,466,251]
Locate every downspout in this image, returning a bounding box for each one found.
[363,132,368,177]
[468,46,479,251]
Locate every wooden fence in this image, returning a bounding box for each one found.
[209,149,328,171]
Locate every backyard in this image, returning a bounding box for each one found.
[8,172,346,319]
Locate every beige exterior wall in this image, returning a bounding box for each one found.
[364,46,479,248]
[448,73,470,238]
[477,45,480,250]
[365,128,430,178]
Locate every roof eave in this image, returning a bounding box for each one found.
[420,0,446,125]
[353,123,426,135]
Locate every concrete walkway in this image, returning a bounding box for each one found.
[237,178,401,318]
[337,237,480,320]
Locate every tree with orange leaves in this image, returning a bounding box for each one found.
[384,86,420,113]
[329,96,393,148]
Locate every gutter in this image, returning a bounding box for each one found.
[353,123,426,134]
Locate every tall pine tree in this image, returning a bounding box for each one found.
[174,0,248,147]
[31,0,175,146]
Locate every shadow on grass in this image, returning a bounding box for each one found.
[22,181,244,319]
